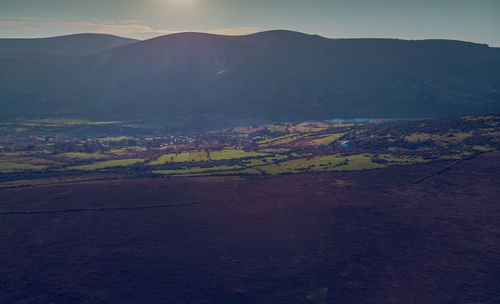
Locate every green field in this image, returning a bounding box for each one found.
[67,159,145,171]
[149,149,269,165]
[0,161,47,173]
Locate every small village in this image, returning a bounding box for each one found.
[0,115,499,185]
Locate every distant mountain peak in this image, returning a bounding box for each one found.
[0,30,499,120]
[0,33,138,56]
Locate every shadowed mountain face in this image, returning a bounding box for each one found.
[0,33,138,56]
[0,30,499,119]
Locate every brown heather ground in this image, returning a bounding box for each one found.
[0,153,499,303]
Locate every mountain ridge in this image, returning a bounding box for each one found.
[0,33,138,56]
[0,30,499,120]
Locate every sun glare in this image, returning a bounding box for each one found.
[170,0,196,7]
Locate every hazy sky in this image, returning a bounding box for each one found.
[0,0,499,46]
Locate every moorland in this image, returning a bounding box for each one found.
[0,114,499,303]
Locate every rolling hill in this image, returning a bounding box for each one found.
[0,33,138,56]
[0,30,499,120]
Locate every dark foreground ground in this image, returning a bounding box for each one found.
[1,153,499,304]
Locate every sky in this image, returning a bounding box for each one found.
[0,0,499,46]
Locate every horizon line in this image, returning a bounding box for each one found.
[0,29,496,47]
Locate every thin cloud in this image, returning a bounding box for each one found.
[1,16,57,21]
[0,18,261,39]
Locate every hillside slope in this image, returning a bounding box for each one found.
[0,30,499,119]
[0,33,138,56]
